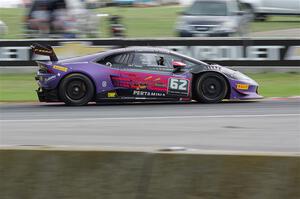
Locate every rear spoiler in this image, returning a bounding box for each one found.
[31,43,58,62]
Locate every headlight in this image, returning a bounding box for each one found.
[220,67,236,79]
[234,72,252,81]
[215,20,236,32]
[233,72,258,85]
[222,21,235,29]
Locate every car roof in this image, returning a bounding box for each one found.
[94,46,208,66]
[105,46,173,54]
[58,47,172,64]
[59,46,207,66]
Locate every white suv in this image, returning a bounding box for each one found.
[239,0,300,21]
[175,0,250,37]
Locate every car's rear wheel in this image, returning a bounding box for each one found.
[59,73,94,106]
[193,72,228,103]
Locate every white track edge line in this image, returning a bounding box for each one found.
[1,113,300,122]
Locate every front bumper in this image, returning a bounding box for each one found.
[177,30,234,37]
[229,79,263,100]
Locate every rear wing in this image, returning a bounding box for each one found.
[31,43,58,62]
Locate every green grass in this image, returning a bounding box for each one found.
[247,72,300,97]
[0,6,299,39]
[250,16,300,32]
[0,72,299,102]
[0,73,37,101]
[0,8,25,39]
[96,6,182,38]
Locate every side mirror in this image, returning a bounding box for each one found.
[172,61,186,72]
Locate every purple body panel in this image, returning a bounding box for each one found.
[35,48,262,102]
[228,78,262,100]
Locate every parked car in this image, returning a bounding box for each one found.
[24,0,100,38]
[112,0,178,6]
[112,0,136,5]
[239,0,300,21]
[32,43,261,105]
[175,0,250,37]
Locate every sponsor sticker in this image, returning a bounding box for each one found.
[53,65,68,72]
[34,49,52,54]
[144,76,152,80]
[102,81,107,88]
[137,83,147,90]
[236,84,249,90]
[107,91,117,98]
[45,75,56,82]
[133,90,166,97]
[155,82,165,88]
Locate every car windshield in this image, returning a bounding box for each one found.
[184,1,228,16]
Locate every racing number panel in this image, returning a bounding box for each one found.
[168,78,190,97]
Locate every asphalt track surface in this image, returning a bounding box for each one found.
[0,99,300,152]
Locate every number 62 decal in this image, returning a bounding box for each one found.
[168,78,189,96]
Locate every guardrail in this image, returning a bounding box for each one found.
[1,146,299,199]
[0,38,299,67]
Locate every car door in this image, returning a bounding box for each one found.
[117,52,192,99]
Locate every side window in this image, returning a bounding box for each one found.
[155,53,173,68]
[161,54,176,68]
[98,53,134,68]
[132,53,174,68]
[132,53,157,67]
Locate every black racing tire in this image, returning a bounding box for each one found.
[59,73,94,106]
[193,72,228,103]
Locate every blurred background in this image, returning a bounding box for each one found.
[0,0,299,39]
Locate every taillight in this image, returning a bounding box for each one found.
[38,63,54,74]
[47,68,54,74]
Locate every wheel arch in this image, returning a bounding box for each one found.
[191,71,231,99]
[57,71,97,100]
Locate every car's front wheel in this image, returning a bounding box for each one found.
[193,72,228,103]
[59,73,94,106]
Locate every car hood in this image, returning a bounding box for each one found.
[220,66,258,85]
[203,64,258,85]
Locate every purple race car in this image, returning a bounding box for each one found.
[33,43,262,105]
